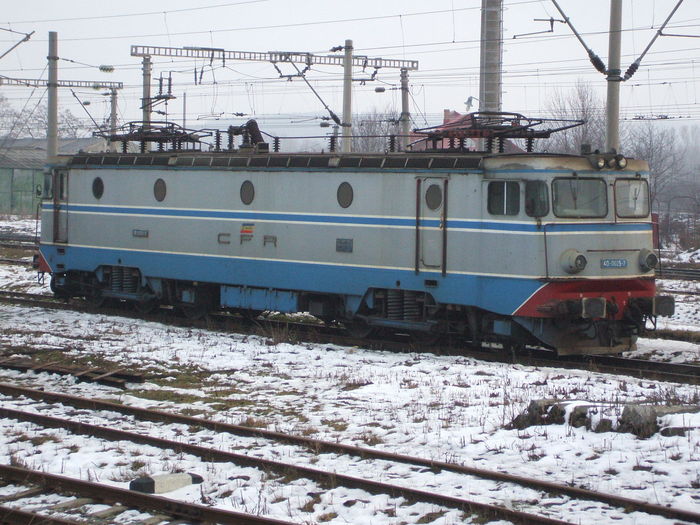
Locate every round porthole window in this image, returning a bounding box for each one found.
[337,182,353,208]
[425,184,442,210]
[240,180,255,205]
[92,177,104,199]
[153,178,166,202]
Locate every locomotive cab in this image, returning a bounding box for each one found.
[479,154,674,354]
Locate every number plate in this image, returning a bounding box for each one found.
[601,258,628,269]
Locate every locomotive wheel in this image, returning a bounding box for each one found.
[85,287,105,308]
[134,298,159,314]
[410,330,441,345]
[345,319,375,338]
[180,303,208,320]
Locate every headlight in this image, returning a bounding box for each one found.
[607,157,617,169]
[638,248,658,272]
[615,154,627,169]
[595,157,605,169]
[561,249,587,274]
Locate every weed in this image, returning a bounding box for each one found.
[417,510,447,523]
[300,492,322,513]
[321,419,348,432]
[30,434,60,446]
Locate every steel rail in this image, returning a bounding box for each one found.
[0,464,294,525]
[0,503,84,525]
[2,289,700,387]
[0,405,572,525]
[1,383,699,524]
[658,267,700,281]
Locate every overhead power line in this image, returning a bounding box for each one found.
[5,0,269,25]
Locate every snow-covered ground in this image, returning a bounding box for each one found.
[0,216,699,524]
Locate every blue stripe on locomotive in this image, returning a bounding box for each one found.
[40,243,544,316]
[45,204,652,234]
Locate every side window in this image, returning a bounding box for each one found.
[153,178,167,202]
[240,180,255,205]
[525,180,549,217]
[43,171,53,199]
[337,182,353,208]
[488,181,519,216]
[58,171,68,201]
[92,177,104,200]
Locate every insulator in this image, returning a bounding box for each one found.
[273,137,280,152]
[448,138,455,149]
[227,130,234,150]
[486,137,494,152]
[329,135,337,152]
[526,138,534,153]
[403,291,421,321]
[498,137,505,153]
[388,135,396,152]
[139,141,146,153]
[121,141,128,153]
[157,141,164,152]
[387,289,403,320]
[624,61,639,81]
[214,131,222,152]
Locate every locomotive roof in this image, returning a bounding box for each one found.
[63,151,644,172]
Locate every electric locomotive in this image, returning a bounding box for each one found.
[37,114,674,355]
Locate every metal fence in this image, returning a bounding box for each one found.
[0,167,42,215]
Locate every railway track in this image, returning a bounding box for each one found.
[1,289,700,386]
[0,233,38,251]
[0,464,294,525]
[1,382,698,524]
[658,266,700,281]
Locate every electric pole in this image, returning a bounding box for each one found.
[131,44,418,153]
[606,0,622,152]
[341,39,353,153]
[47,31,58,160]
[109,89,118,152]
[479,0,503,113]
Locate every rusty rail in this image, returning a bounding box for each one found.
[0,405,571,525]
[2,384,700,523]
[0,464,294,525]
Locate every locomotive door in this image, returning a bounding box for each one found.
[52,169,68,243]
[415,177,448,275]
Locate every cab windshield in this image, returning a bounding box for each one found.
[615,179,649,218]
[552,178,607,218]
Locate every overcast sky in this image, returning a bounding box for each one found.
[1,0,698,139]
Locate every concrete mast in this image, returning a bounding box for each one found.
[478,0,503,113]
[141,55,152,128]
[605,0,623,152]
[399,68,410,151]
[47,31,58,160]
[109,88,118,152]
[341,39,353,153]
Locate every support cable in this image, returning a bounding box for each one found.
[550,0,606,74]
[290,62,342,126]
[624,0,685,80]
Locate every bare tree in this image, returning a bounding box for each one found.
[351,108,400,153]
[0,95,88,141]
[539,80,605,154]
[23,105,87,138]
[625,120,686,212]
[0,94,23,139]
